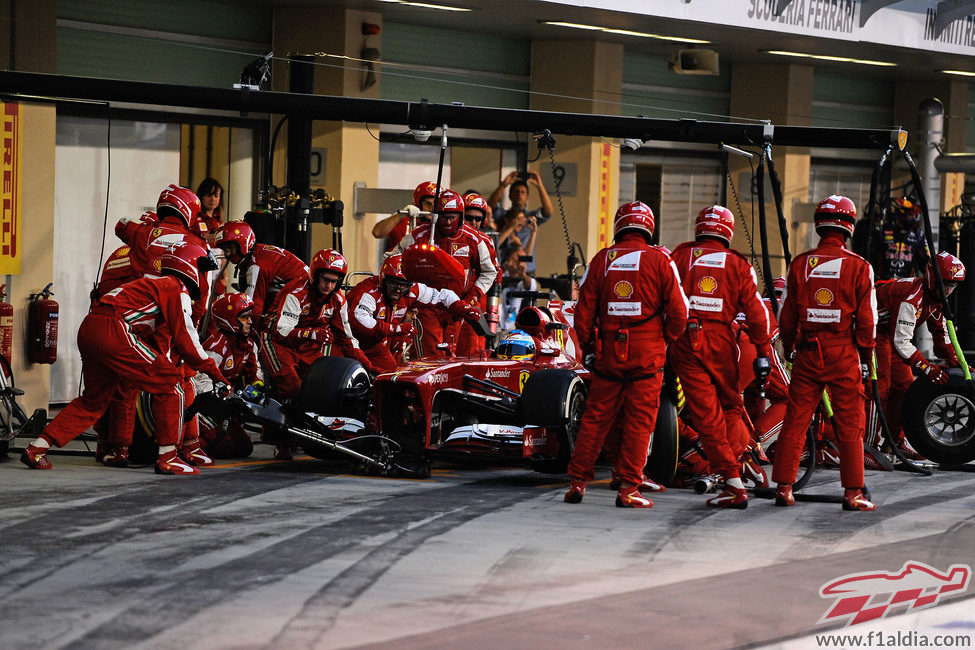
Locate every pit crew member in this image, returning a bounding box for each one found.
[668,205,772,509]
[346,254,480,372]
[564,201,689,508]
[372,181,437,252]
[213,220,308,324]
[21,242,229,475]
[392,189,497,356]
[771,195,878,511]
[875,251,967,458]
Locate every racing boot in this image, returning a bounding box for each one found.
[563,479,586,504]
[20,441,53,470]
[179,438,214,467]
[99,446,129,468]
[615,486,653,508]
[706,486,748,509]
[842,488,876,512]
[740,453,768,488]
[155,449,200,476]
[609,470,666,493]
[274,445,293,461]
[774,483,795,507]
[896,438,925,461]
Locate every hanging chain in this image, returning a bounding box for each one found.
[545,141,574,257]
[726,164,762,275]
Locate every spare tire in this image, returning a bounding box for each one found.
[903,369,975,465]
[518,369,587,474]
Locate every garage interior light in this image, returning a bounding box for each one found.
[765,50,896,67]
[378,0,471,11]
[541,21,709,44]
[943,69,975,77]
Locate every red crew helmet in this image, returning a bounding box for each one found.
[214,221,256,257]
[434,189,465,236]
[380,254,408,282]
[695,205,735,245]
[211,292,254,336]
[156,241,216,300]
[463,193,490,218]
[926,251,966,291]
[813,195,857,238]
[310,248,348,287]
[157,184,202,231]
[413,181,438,208]
[613,201,655,243]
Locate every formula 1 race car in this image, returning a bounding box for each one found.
[902,369,975,465]
[300,291,681,481]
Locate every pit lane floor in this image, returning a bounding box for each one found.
[1,445,974,649]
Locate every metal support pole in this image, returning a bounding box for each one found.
[918,98,944,251]
[286,54,315,262]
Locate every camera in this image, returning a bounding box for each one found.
[516,171,529,181]
[518,255,533,262]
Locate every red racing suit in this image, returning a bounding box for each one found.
[193,330,261,456]
[771,231,877,489]
[875,277,957,439]
[116,214,212,324]
[456,231,502,354]
[236,243,309,325]
[92,245,140,301]
[347,276,465,372]
[394,222,496,356]
[668,239,771,479]
[260,279,374,400]
[735,300,790,451]
[567,233,689,487]
[44,275,223,449]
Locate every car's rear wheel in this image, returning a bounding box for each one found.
[645,385,679,486]
[297,357,370,460]
[903,370,975,464]
[518,369,587,474]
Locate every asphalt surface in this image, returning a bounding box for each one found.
[1,444,974,649]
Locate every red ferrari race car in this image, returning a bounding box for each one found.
[302,291,681,479]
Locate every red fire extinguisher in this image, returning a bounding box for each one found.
[0,284,13,363]
[28,283,58,365]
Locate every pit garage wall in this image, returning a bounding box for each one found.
[50,118,181,403]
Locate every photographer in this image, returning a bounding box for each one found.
[487,170,552,275]
[499,246,538,330]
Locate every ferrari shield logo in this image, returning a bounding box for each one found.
[151,228,163,238]
[519,370,530,393]
[608,250,618,262]
[693,248,703,257]
[808,257,819,268]
[897,129,908,151]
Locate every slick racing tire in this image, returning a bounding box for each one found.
[297,357,370,460]
[517,369,587,474]
[903,369,975,465]
[645,385,679,486]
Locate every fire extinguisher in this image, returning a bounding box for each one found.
[28,283,58,365]
[0,284,12,364]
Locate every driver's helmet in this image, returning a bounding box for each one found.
[495,329,536,360]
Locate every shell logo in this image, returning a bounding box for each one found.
[697,276,717,295]
[119,246,129,255]
[153,258,163,272]
[815,288,834,306]
[614,280,633,298]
